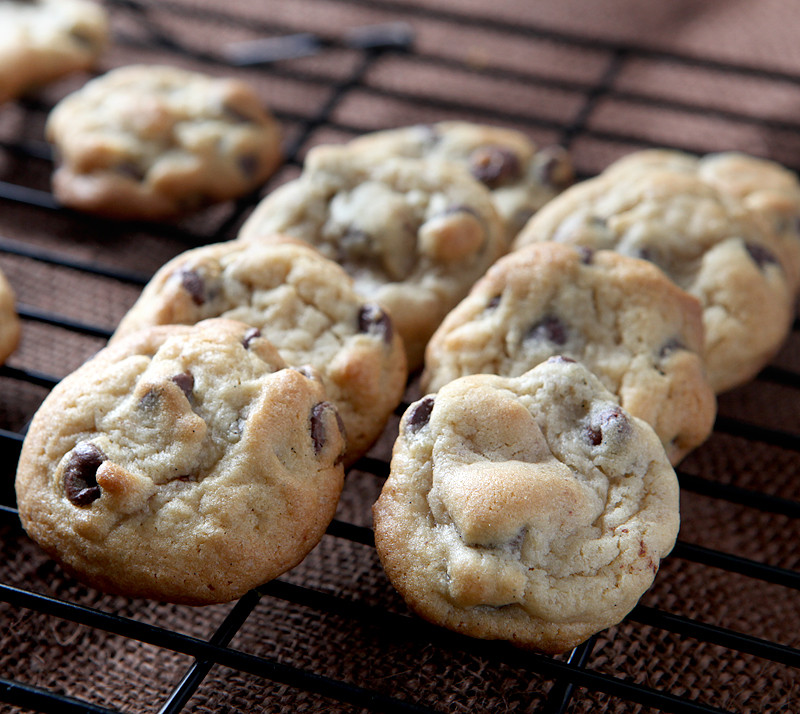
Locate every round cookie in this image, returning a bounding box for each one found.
[238,144,506,370]
[0,265,21,364]
[15,319,346,604]
[373,358,680,654]
[112,238,408,465]
[46,64,282,220]
[0,0,108,105]
[347,121,574,240]
[604,149,800,294]
[422,243,715,465]
[513,159,794,394]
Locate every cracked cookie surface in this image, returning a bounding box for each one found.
[373,358,680,654]
[513,154,794,393]
[237,144,506,369]
[15,319,346,604]
[422,242,715,465]
[46,64,282,220]
[112,238,408,465]
[0,0,108,104]
[346,121,573,241]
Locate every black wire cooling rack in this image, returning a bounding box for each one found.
[0,1,799,712]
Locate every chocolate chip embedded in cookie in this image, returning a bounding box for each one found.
[111,237,408,465]
[0,266,20,365]
[0,0,108,104]
[46,64,282,220]
[513,155,795,393]
[347,121,573,241]
[422,242,716,465]
[15,319,346,604]
[373,359,680,654]
[238,144,506,370]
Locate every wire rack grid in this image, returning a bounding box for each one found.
[0,1,798,712]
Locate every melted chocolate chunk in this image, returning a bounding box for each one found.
[171,371,195,401]
[242,327,261,349]
[745,242,780,270]
[406,395,435,434]
[179,269,205,305]
[310,402,346,458]
[585,406,630,447]
[526,315,568,346]
[358,304,393,343]
[63,443,106,506]
[469,146,521,188]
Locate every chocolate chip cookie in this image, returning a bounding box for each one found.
[373,358,680,654]
[112,238,408,465]
[347,121,573,240]
[0,265,20,364]
[513,155,795,393]
[0,0,108,104]
[46,64,282,220]
[238,144,506,370]
[422,242,715,465]
[15,319,346,604]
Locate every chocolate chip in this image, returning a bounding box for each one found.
[659,338,686,359]
[406,395,435,434]
[171,371,194,401]
[534,146,572,190]
[242,327,261,349]
[238,153,260,179]
[526,315,568,346]
[578,246,595,265]
[469,146,521,188]
[745,242,780,270]
[358,304,393,344]
[585,406,630,447]
[63,443,106,506]
[178,269,205,305]
[310,402,344,457]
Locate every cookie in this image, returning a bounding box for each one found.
[15,319,346,604]
[0,265,21,364]
[112,237,408,465]
[46,64,282,220]
[604,149,800,294]
[238,144,506,370]
[513,157,795,394]
[422,242,715,465]
[347,121,573,240]
[0,0,108,104]
[373,358,680,654]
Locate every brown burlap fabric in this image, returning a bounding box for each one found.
[0,1,798,712]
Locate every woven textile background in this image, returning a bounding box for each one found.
[0,1,798,712]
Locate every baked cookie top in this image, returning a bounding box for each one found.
[0,265,21,364]
[422,242,715,465]
[15,319,346,604]
[238,144,506,370]
[346,121,573,240]
[373,358,680,654]
[46,64,282,220]
[0,0,108,104]
[604,148,800,294]
[112,238,408,465]
[513,158,794,394]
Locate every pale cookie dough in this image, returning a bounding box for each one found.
[604,149,800,295]
[46,64,282,220]
[513,158,794,394]
[238,144,506,370]
[347,121,573,240]
[373,358,680,654]
[422,243,715,465]
[0,266,21,364]
[15,319,346,604]
[112,238,408,465]
[0,0,108,104]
